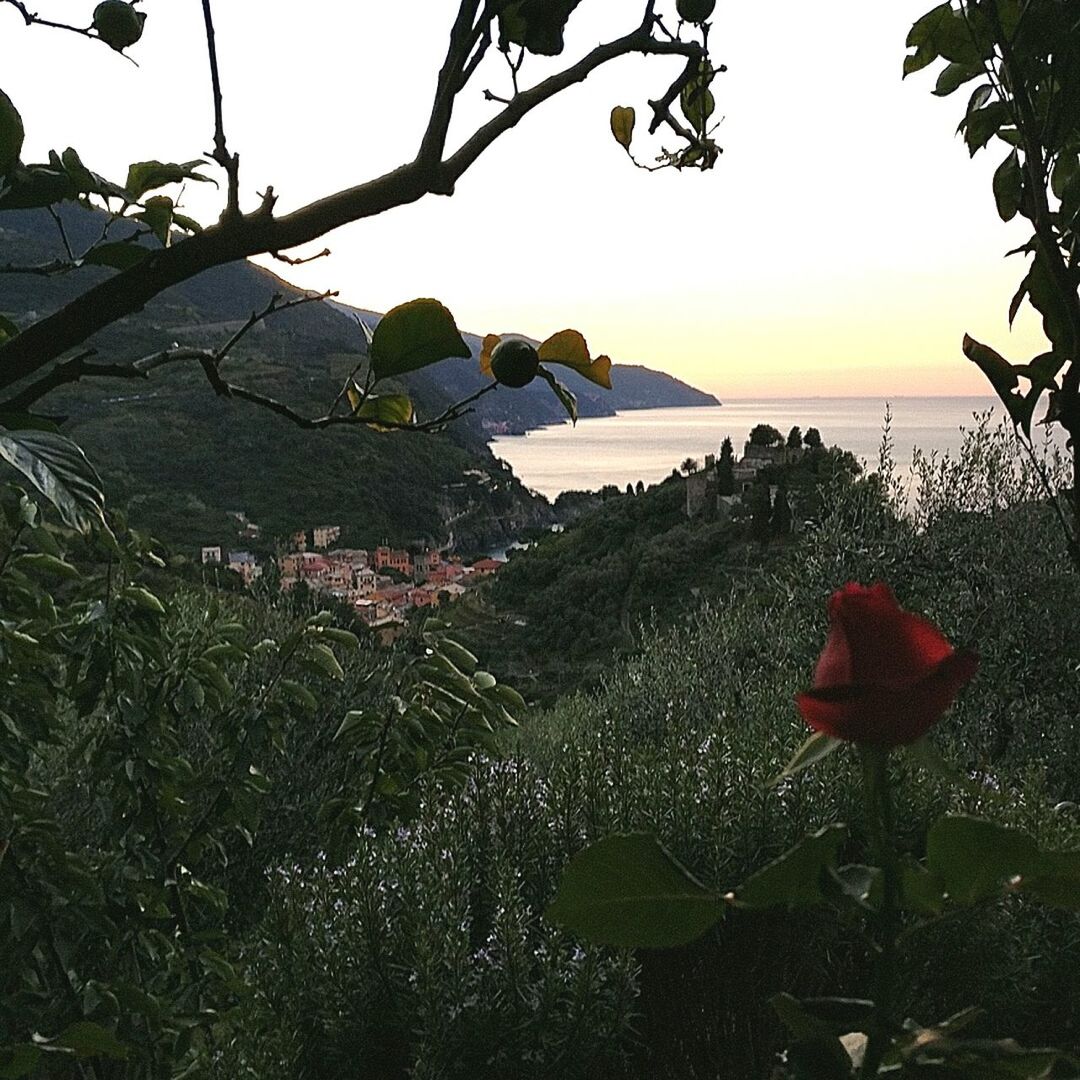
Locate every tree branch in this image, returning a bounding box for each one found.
[0,350,146,411]
[0,18,703,395]
[2,0,91,39]
[200,0,241,220]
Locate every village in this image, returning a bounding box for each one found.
[199,521,504,641]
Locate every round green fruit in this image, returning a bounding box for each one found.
[676,0,715,23]
[490,338,539,389]
[93,1,146,51]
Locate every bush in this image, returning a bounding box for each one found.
[218,418,1080,1077]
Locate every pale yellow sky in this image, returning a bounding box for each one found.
[2,1,1049,397]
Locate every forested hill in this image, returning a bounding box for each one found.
[0,207,715,552]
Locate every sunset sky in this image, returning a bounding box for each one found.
[3,1,1051,398]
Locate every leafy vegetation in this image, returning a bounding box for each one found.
[481,434,862,697]
[205,422,1080,1079]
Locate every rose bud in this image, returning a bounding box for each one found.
[795,582,978,748]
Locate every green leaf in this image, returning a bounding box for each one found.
[0,314,20,344]
[12,552,80,579]
[0,429,107,533]
[767,731,843,787]
[610,106,636,151]
[680,64,716,133]
[368,299,470,381]
[120,586,166,616]
[925,816,1045,906]
[1051,151,1079,201]
[992,150,1023,221]
[732,824,848,910]
[498,0,583,56]
[59,147,126,199]
[82,241,148,271]
[546,833,722,947]
[473,670,497,690]
[125,159,211,201]
[769,994,856,1080]
[901,859,945,916]
[961,100,1009,156]
[0,89,25,181]
[1027,252,1073,353]
[537,366,578,424]
[135,195,174,246]
[53,1021,128,1061]
[961,333,1036,433]
[307,641,345,681]
[906,736,992,798]
[0,1045,43,1079]
[933,61,981,97]
[439,638,478,673]
[353,393,415,430]
[280,679,318,712]
[903,3,956,76]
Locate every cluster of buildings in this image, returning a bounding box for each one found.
[200,524,505,638]
[685,439,803,520]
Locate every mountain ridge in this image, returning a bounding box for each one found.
[0,207,720,552]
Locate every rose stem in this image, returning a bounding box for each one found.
[860,745,900,1078]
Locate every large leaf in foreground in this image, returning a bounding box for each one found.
[732,824,848,910]
[927,816,1080,909]
[369,298,470,381]
[0,429,106,532]
[547,833,722,947]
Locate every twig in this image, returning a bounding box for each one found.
[418,0,484,167]
[270,247,331,266]
[200,0,241,220]
[47,207,75,261]
[1017,430,1080,568]
[0,259,78,277]
[0,350,147,411]
[2,0,90,38]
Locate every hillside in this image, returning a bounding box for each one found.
[0,207,715,552]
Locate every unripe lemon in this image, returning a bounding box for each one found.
[676,0,715,23]
[490,338,539,388]
[93,1,146,51]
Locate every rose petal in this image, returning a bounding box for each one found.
[796,649,979,747]
[826,583,954,690]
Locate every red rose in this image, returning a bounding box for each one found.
[795,582,978,748]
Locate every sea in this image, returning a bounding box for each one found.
[489,396,1051,500]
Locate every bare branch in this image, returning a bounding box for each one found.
[445,27,701,182]
[2,0,92,39]
[0,259,78,277]
[200,0,241,220]
[0,350,145,411]
[47,207,75,261]
[417,0,485,171]
[270,248,331,266]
